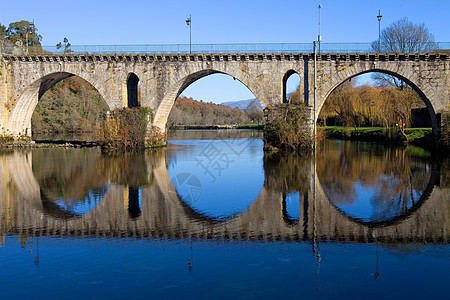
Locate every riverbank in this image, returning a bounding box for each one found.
[170,123,264,130]
[0,126,442,151]
[322,126,435,146]
[0,139,100,149]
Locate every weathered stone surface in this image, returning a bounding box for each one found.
[0,52,448,136]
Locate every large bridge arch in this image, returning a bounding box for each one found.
[6,71,111,136]
[152,68,263,132]
[316,64,442,135]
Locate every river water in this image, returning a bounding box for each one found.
[0,130,448,299]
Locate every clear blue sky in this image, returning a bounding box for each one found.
[2,0,449,103]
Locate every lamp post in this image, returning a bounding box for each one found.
[371,101,375,127]
[318,5,322,54]
[186,15,192,54]
[377,10,382,52]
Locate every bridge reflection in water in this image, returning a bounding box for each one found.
[0,141,448,244]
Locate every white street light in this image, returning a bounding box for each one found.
[318,4,323,54]
[377,10,383,52]
[186,15,192,54]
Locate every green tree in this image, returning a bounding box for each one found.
[0,23,7,41]
[7,20,42,47]
[0,23,11,51]
[56,37,73,54]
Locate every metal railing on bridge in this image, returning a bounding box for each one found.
[1,42,450,55]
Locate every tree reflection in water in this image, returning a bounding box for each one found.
[316,140,432,222]
[32,149,153,217]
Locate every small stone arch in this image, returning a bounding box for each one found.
[152,69,261,133]
[126,73,140,108]
[317,68,440,135]
[282,70,302,104]
[6,72,109,136]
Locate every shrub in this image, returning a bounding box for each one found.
[96,107,154,150]
[263,103,313,151]
[440,112,450,151]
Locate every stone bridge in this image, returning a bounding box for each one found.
[0,49,449,137]
[1,151,448,243]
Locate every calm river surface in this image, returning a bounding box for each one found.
[0,130,448,299]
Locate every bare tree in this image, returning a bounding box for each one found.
[371,18,436,88]
[371,18,436,53]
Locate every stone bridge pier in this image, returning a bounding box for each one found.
[0,51,448,138]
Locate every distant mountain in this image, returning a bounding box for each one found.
[221,99,262,111]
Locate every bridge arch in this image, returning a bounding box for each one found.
[317,67,440,135]
[6,71,110,136]
[152,69,262,132]
[126,73,140,108]
[282,70,302,104]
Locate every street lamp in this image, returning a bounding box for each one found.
[186,15,192,54]
[371,101,375,127]
[318,4,322,54]
[377,10,382,52]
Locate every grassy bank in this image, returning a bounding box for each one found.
[322,126,434,146]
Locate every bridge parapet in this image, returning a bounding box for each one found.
[1,52,448,63]
[1,42,450,55]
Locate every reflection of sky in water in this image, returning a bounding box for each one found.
[333,179,422,223]
[168,138,264,220]
[285,192,300,220]
[54,186,109,215]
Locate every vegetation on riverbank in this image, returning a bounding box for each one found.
[170,123,263,130]
[263,103,313,151]
[318,82,426,131]
[0,133,33,148]
[32,76,109,134]
[322,126,450,153]
[440,112,450,151]
[168,96,263,128]
[95,107,163,150]
[323,126,432,142]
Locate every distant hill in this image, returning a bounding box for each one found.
[168,97,264,126]
[221,99,262,111]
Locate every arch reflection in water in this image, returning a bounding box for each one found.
[167,130,264,221]
[316,139,434,223]
[33,149,110,218]
[1,134,448,242]
[32,149,152,219]
[41,186,109,218]
[282,192,302,225]
[127,187,142,219]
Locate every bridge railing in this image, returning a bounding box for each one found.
[1,42,449,55]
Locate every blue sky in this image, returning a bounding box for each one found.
[2,0,449,103]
